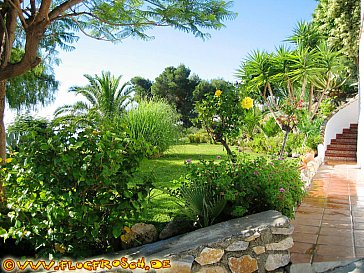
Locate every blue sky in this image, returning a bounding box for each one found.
[6,0,318,123]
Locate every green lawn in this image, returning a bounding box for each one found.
[133,143,254,230]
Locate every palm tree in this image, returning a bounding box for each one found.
[55,71,132,121]
[237,41,346,156]
[286,21,323,50]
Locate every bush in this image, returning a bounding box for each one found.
[123,100,180,155]
[247,133,281,155]
[187,129,210,144]
[0,116,152,258]
[173,156,304,224]
[260,116,281,137]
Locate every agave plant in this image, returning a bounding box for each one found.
[177,180,226,228]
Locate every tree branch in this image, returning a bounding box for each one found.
[30,0,36,15]
[0,56,41,81]
[1,2,17,69]
[37,0,51,20]
[52,10,169,27]
[69,18,126,42]
[48,0,85,20]
[8,0,28,28]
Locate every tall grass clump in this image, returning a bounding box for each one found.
[124,100,180,155]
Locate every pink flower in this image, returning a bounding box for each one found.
[280,188,285,193]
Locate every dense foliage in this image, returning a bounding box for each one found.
[173,156,304,227]
[152,65,200,127]
[313,0,360,73]
[0,116,152,258]
[123,100,180,156]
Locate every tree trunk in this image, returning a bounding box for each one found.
[308,82,314,115]
[220,138,235,161]
[0,80,6,203]
[279,129,290,158]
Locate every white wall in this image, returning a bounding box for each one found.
[358,0,364,169]
[323,98,359,150]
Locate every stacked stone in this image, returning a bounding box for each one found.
[99,211,294,273]
[177,225,294,273]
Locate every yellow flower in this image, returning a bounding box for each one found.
[54,243,66,254]
[214,89,222,97]
[241,97,254,109]
[5,158,13,163]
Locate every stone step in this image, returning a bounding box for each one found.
[325,150,356,156]
[327,144,357,151]
[331,138,357,144]
[336,133,357,139]
[343,128,358,134]
[325,155,357,161]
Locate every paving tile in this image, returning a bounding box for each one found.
[292,162,364,265]
[354,230,364,247]
[296,206,324,214]
[290,253,312,263]
[355,247,364,257]
[352,211,364,218]
[316,244,355,258]
[295,211,323,220]
[290,242,316,255]
[319,227,353,236]
[321,219,352,229]
[292,216,322,226]
[324,208,351,216]
[292,232,318,244]
[317,235,353,247]
[312,254,353,263]
[293,225,320,235]
[325,203,351,210]
[354,222,364,230]
[353,216,364,223]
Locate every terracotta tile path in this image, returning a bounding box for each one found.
[290,161,364,264]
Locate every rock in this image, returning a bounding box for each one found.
[196,266,229,273]
[159,217,195,240]
[226,241,249,251]
[265,237,294,251]
[271,226,294,235]
[195,247,225,266]
[162,259,193,273]
[245,232,260,242]
[265,254,290,271]
[131,223,158,244]
[228,255,258,273]
[252,246,265,255]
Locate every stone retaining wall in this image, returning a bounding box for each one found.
[300,156,323,189]
[103,210,293,273]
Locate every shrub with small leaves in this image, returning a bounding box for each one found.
[0,116,152,258]
[173,156,304,222]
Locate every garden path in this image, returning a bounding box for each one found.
[290,161,364,263]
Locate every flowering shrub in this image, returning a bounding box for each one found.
[173,156,304,224]
[195,85,253,157]
[241,97,254,109]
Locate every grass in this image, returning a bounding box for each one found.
[133,143,256,230]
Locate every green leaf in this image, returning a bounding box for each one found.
[112,222,123,238]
